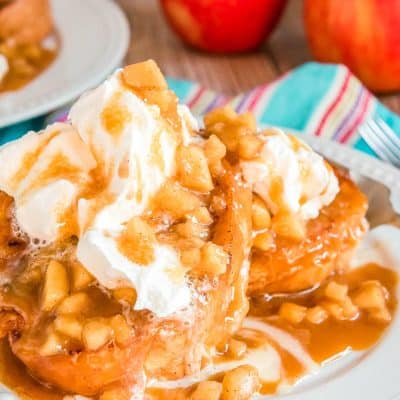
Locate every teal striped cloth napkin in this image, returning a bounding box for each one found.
[1,62,399,162]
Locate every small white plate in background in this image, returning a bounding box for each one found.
[0,0,130,128]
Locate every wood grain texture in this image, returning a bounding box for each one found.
[116,0,400,113]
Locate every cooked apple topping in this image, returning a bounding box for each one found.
[0,60,395,400]
[277,276,392,325]
[221,365,260,400]
[204,134,227,177]
[202,107,341,262]
[204,107,257,153]
[0,61,257,398]
[191,381,222,400]
[40,260,69,312]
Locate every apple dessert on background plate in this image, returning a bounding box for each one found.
[0,0,59,93]
[0,60,398,400]
[0,0,129,129]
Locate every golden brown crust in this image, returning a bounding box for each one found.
[11,335,149,395]
[0,192,27,261]
[0,0,53,45]
[248,170,368,295]
[208,164,252,343]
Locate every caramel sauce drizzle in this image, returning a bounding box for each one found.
[9,130,60,193]
[101,91,132,138]
[144,263,397,400]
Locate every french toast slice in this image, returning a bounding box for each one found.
[1,164,252,397]
[248,170,368,295]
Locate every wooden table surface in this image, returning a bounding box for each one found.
[116,0,400,114]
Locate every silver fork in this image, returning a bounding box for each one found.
[358,118,400,167]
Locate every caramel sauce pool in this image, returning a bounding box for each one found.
[0,264,397,399]
[250,263,398,363]
[146,264,397,399]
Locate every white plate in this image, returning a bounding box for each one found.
[0,134,399,399]
[148,133,400,400]
[0,0,130,128]
[260,133,400,400]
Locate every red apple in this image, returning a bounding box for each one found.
[304,0,400,93]
[160,0,288,53]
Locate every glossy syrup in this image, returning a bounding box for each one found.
[0,264,396,399]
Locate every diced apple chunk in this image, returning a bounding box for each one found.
[109,314,132,346]
[57,292,90,315]
[121,60,167,90]
[39,331,63,356]
[204,134,226,165]
[324,281,348,303]
[112,287,137,306]
[82,319,113,351]
[204,107,237,127]
[279,302,307,324]
[71,261,94,291]
[177,145,214,193]
[321,301,345,320]
[142,89,177,115]
[204,108,256,153]
[272,212,305,241]
[176,220,208,239]
[99,388,131,400]
[341,297,359,319]
[352,280,388,311]
[238,134,263,160]
[370,307,392,323]
[221,365,260,400]
[155,182,202,219]
[197,242,229,276]
[252,195,271,230]
[187,206,213,225]
[253,232,274,252]
[306,306,328,324]
[54,315,83,341]
[191,381,222,400]
[41,260,69,312]
[205,134,226,159]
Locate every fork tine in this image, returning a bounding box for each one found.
[376,118,400,153]
[360,123,400,166]
[360,125,389,161]
[365,120,400,164]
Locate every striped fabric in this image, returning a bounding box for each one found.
[1,62,399,162]
[167,63,400,160]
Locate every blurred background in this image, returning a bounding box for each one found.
[0,0,399,165]
[119,0,400,113]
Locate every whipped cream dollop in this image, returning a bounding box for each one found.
[241,129,339,220]
[70,70,194,317]
[0,123,96,241]
[0,54,9,83]
[0,66,196,317]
